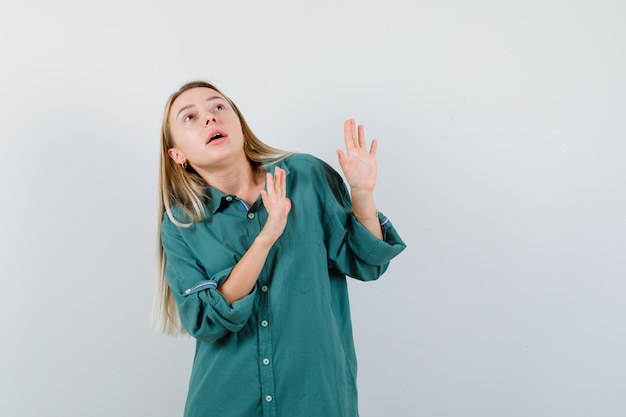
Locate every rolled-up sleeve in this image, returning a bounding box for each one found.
[162,218,256,343]
[346,212,406,266]
[320,163,406,281]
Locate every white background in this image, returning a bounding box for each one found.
[1,1,625,416]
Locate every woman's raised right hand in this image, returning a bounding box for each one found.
[258,167,291,245]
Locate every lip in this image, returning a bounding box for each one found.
[206,129,228,145]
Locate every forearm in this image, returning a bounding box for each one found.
[218,236,274,304]
[350,189,383,239]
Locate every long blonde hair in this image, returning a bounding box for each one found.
[153,80,291,335]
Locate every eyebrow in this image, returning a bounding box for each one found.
[175,96,224,118]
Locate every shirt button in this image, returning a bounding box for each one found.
[263,358,270,365]
[247,212,255,219]
[261,285,268,292]
[225,196,233,201]
[265,395,273,402]
[261,320,269,327]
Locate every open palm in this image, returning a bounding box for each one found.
[337,119,378,193]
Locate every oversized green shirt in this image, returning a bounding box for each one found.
[161,154,406,417]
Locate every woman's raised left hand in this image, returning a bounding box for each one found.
[337,119,378,194]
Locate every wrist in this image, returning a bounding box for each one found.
[253,233,277,250]
[353,210,378,220]
[349,188,375,203]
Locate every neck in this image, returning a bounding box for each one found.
[196,158,265,204]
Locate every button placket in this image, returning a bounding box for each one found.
[258,300,275,415]
[250,194,274,415]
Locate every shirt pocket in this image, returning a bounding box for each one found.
[275,231,327,293]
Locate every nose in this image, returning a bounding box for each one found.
[205,112,217,126]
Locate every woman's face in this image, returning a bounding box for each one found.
[167,87,246,170]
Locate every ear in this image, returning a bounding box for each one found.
[168,148,186,165]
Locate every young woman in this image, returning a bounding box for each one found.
[154,80,406,417]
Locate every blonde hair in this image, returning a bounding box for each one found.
[153,80,292,334]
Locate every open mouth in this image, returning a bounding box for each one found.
[209,133,223,143]
[207,130,227,144]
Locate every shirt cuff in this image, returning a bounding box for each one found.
[184,266,257,333]
[348,211,406,265]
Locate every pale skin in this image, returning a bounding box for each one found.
[168,88,382,303]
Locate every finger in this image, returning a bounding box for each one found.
[343,119,356,153]
[336,149,347,168]
[358,124,366,148]
[279,168,287,197]
[275,167,285,196]
[369,139,378,156]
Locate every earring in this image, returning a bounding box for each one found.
[181,162,188,169]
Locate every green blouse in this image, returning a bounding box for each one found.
[161,154,406,417]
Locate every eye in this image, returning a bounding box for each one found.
[183,114,195,122]
[215,104,225,111]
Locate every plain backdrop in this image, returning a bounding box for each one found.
[1,1,625,416]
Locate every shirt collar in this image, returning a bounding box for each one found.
[205,159,291,214]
